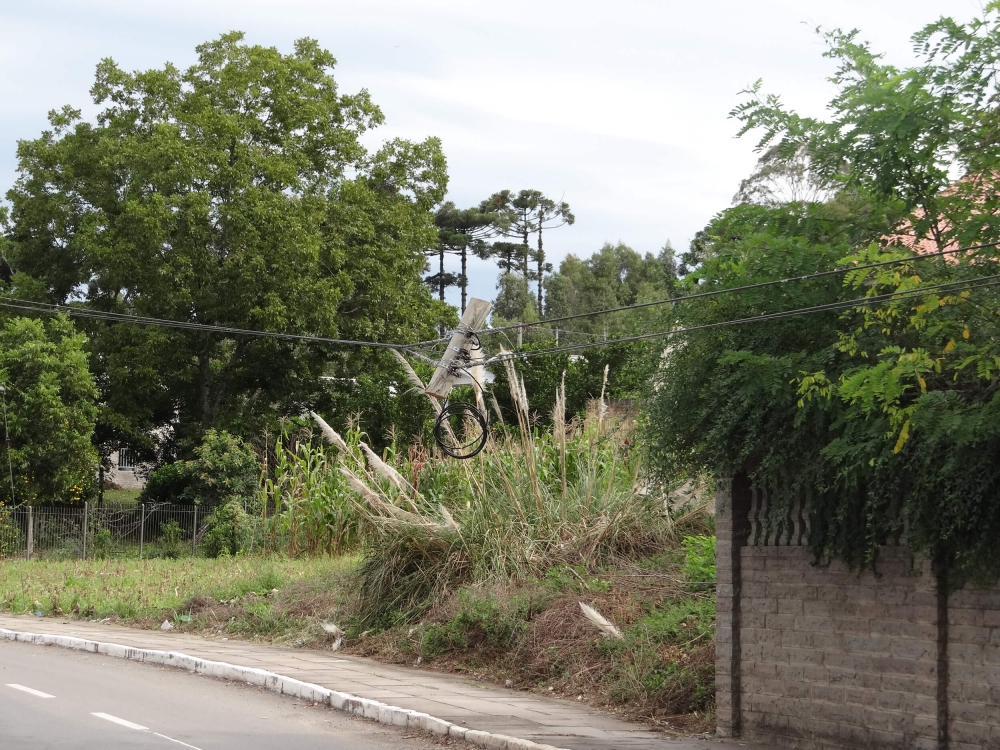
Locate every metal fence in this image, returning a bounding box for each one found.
[0,503,203,561]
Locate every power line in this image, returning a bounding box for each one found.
[481,274,1000,365]
[469,241,1000,340]
[0,296,423,352]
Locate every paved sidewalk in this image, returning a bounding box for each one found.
[0,615,755,750]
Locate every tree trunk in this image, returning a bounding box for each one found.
[439,246,446,301]
[536,224,544,313]
[199,354,213,428]
[461,247,468,314]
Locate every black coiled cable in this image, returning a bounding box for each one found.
[433,401,489,459]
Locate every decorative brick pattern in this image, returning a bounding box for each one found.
[716,478,1000,750]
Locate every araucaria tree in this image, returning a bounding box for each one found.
[429,202,499,313]
[480,189,573,314]
[5,33,449,454]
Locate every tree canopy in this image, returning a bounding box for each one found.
[4,33,451,456]
[0,316,98,505]
[649,7,1000,587]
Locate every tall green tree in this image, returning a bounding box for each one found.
[5,33,449,456]
[532,197,574,311]
[428,202,500,313]
[731,7,1000,252]
[544,242,677,339]
[0,316,99,506]
[480,189,574,313]
[652,5,1000,586]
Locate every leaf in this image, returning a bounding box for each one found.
[945,339,955,352]
[917,376,927,394]
[963,326,970,340]
[893,420,910,454]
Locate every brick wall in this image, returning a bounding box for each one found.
[716,479,1000,749]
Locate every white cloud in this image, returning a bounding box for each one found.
[0,0,982,310]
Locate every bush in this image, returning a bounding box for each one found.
[202,500,253,558]
[141,430,260,508]
[0,504,23,557]
[420,590,529,658]
[140,462,191,505]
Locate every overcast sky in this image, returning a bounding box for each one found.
[0,0,982,308]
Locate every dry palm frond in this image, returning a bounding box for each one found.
[339,467,381,504]
[390,350,442,415]
[339,467,429,526]
[360,442,417,497]
[310,411,348,452]
[439,504,460,532]
[320,621,344,651]
[579,602,623,640]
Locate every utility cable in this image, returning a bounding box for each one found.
[481,274,1000,365]
[464,240,1000,341]
[0,295,429,353]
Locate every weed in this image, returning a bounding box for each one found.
[681,535,716,585]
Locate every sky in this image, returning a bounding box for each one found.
[0,0,983,309]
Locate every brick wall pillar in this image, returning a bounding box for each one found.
[716,474,750,738]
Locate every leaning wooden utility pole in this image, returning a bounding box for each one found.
[425,298,492,400]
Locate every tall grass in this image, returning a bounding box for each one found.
[344,361,689,628]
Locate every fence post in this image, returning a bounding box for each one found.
[139,503,145,559]
[82,502,88,560]
[192,505,198,556]
[26,505,33,561]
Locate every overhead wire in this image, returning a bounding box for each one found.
[458,240,1000,342]
[0,295,432,353]
[480,273,1000,365]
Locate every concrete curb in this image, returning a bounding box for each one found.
[0,627,569,750]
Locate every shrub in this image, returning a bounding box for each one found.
[187,431,260,507]
[420,590,529,658]
[140,462,191,505]
[202,500,253,558]
[141,430,260,508]
[0,504,23,557]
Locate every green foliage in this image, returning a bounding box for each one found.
[140,462,191,505]
[5,32,449,452]
[638,598,715,645]
[263,438,361,556]
[544,241,678,334]
[650,4,1000,586]
[543,564,611,594]
[681,536,716,585]
[0,316,99,505]
[141,430,260,507]
[202,500,253,558]
[186,431,260,507]
[420,590,529,658]
[0,504,23,556]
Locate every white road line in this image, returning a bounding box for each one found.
[91,712,149,731]
[6,683,55,698]
[91,712,206,750]
[153,732,205,750]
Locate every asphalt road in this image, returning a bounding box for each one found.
[0,640,463,750]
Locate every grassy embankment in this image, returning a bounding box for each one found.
[1,364,717,731]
